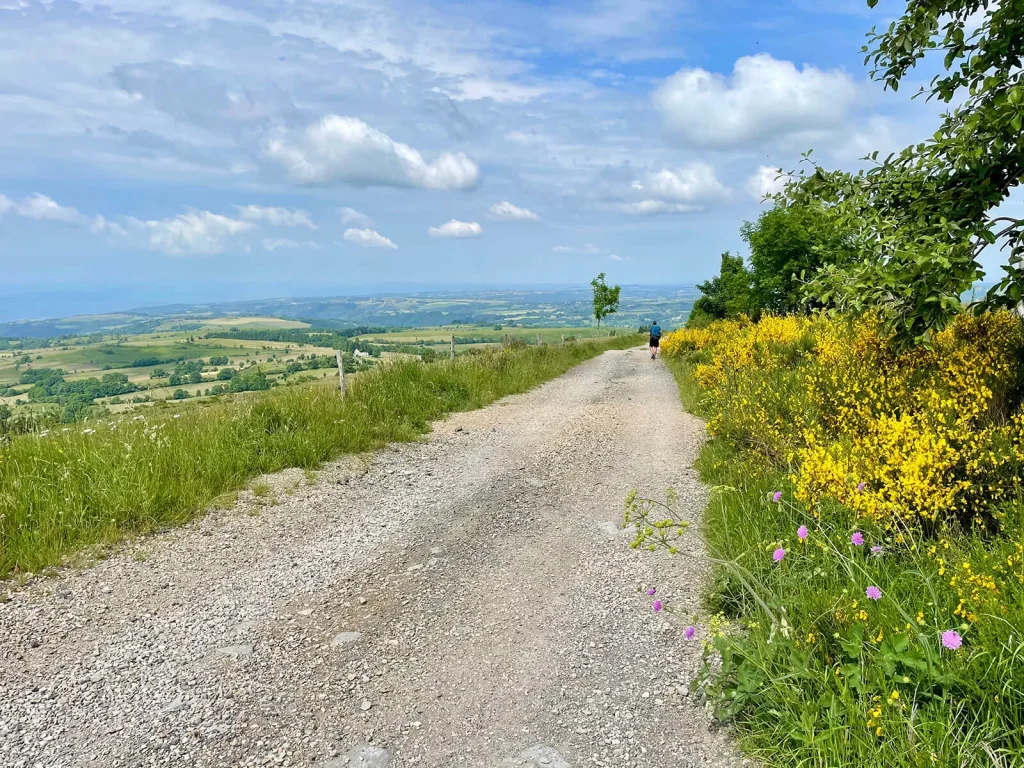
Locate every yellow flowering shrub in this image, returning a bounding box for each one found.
[664,309,1024,530]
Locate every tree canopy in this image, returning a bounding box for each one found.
[591,273,622,327]
[783,0,1024,344]
[688,253,757,327]
[742,201,852,315]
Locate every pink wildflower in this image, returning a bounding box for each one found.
[797,525,808,540]
[851,532,865,547]
[773,547,786,562]
[685,626,696,640]
[647,587,656,596]
[866,586,882,600]
[870,546,883,557]
[857,481,867,493]
[941,630,963,650]
[771,491,783,503]
[652,600,663,612]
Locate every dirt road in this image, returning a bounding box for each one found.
[0,348,744,768]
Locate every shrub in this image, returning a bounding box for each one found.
[654,310,1024,766]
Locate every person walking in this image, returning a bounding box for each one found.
[649,320,662,359]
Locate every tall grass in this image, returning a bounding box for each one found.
[664,356,1024,768]
[0,337,639,576]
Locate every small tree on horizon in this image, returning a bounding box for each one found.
[591,273,622,327]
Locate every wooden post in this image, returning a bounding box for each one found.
[335,350,346,397]
[561,334,565,345]
[537,333,542,346]
[450,335,455,360]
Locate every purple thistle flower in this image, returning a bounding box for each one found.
[771,491,783,503]
[870,545,883,557]
[647,587,657,596]
[685,625,696,640]
[797,525,808,540]
[851,532,865,547]
[652,600,663,612]
[773,547,786,562]
[857,481,867,493]
[941,630,963,651]
[866,586,882,600]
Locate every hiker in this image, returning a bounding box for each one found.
[649,321,661,359]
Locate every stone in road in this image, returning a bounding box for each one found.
[0,348,745,768]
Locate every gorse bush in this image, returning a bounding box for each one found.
[655,311,1024,766]
[0,336,638,576]
[662,310,1024,532]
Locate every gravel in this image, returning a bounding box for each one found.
[0,348,746,768]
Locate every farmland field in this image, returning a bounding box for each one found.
[0,310,636,424]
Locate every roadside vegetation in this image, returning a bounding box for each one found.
[0,334,638,577]
[636,2,1024,765]
[660,314,1024,766]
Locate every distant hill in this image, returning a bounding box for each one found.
[0,287,700,339]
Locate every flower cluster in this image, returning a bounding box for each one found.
[663,310,1024,532]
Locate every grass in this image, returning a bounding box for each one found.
[663,356,1024,768]
[354,325,621,345]
[0,335,640,577]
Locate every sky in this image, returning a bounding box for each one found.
[0,0,960,316]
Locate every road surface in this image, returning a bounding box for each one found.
[0,348,744,768]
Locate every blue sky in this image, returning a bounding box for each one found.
[0,0,955,314]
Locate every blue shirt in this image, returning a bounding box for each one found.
[650,324,661,338]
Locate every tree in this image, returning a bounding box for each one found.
[741,201,852,314]
[785,0,1024,344]
[688,252,757,327]
[591,273,621,327]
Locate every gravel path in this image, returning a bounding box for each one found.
[0,348,745,768]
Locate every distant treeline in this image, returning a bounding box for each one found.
[20,369,141,420]
[204,326,384,356]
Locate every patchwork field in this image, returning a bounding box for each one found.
[0,314,629,423]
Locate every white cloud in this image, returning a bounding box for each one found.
[262,238,320,251]
[343,227,398,249]
[553,244,603,254]
[747,166,789,200]
[488,201,539,221]
[264,115,480,190]
[0,193,88,224]
[634,162,729,202]
[428,219,483,238]
[236,205,315,229]
[89,214,128,237]
[339,206,373,228]
[609,253,624,261]
[620,200,702,215]
[448,79,548,103]
[653,54,859,147]
[130,210,254,255]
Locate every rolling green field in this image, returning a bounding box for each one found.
[0,316,629,423]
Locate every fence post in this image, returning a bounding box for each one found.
[537,333,542,347]
[335,350,347,397]
[561,334,565,345]
[450,335,455,360]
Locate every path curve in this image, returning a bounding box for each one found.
[0,348,745,768]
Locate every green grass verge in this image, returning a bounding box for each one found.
[0,336,640,576]
[664,356,1024,768]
